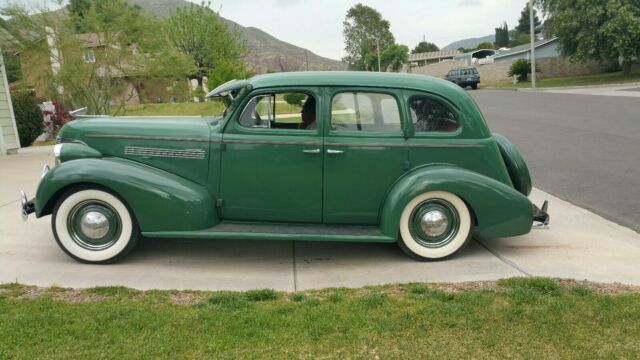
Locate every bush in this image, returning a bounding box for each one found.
[507,59,540,81]
[11,91,43,147]
[283,93,306,106]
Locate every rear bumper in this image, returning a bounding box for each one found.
[20,191,35,221]
[532,200,550,227]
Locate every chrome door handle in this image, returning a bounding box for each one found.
[326,149,344,154]
[302,148,321,154]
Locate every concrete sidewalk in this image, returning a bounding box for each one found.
[1,151,639,290]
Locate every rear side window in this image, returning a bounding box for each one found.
[409,96,460,133]
[331,92,402,133]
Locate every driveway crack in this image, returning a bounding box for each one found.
[475,238,530,276]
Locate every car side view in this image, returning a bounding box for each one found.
[21,71,548,264]
[444,67,480,89]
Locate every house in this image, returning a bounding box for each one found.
[16,31,188,106]
[0,50,20,154]
[493,37,559,63]
[408,49,462,67]
[454,48,497,66]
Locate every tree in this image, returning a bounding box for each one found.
[2,51,21,83]
[366,43,409,72]
[165,1,248,96]
[67,0,142,33]
[476,41,495,50]
[2,0,195,114]
[494,22,510,48]
[411,41,439,54]
[537,0,640,76]
[207,60,253,90]
[342,4,395,71]
[515,4,541,34]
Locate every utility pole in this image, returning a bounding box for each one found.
[529,0,536,88]
[376,38,381,72]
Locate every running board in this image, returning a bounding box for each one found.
[142,221,396,243]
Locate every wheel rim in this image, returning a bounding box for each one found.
[67,200,122,251]
[409,199,460,248]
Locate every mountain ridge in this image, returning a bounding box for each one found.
[126,0,346,73]
[442,34,495,51]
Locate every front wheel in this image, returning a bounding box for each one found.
[52,187,139,264]
[398,191,472,261]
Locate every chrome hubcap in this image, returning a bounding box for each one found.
[67,200,122,251]
[409,199,460,248]
[420,210,449,237]
[80,211,110,239]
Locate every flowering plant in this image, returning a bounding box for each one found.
[41,101,72,135]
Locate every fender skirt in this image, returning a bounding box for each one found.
[35,158,218,232]
[380,165,534,240]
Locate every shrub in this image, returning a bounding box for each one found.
[507,59,540,81]
[11,91,43,147]
[283,93,306,106]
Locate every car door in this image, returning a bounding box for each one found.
[322,88,408,225]
[219,88,323,223]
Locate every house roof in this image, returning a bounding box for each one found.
[408,49,462,62]
[494,37,558,59]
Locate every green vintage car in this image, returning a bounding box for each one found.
[21,72,548,264]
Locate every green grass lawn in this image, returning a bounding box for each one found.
[1,277,639,359]
[116,101,226,116]
[487,69,640,89]
[32,139,56,146]
[116,99,303,117]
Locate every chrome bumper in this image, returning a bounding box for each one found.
[20,191,35,221]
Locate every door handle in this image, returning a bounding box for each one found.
[302,148,321,154]
[326,149,344,154]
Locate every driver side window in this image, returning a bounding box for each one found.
[239,92,315,130]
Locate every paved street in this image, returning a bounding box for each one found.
[1,150,639,290]
[471,86,640,232]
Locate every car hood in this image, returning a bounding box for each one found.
[58,116,212,185]
[59,116,211,143]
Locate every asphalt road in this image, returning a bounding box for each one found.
[471,88,640,232]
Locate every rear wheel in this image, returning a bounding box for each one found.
[471,83,478,90]
[52,187,139,264]
[398,191,472,260]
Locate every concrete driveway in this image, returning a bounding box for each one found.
[1,149,639,291]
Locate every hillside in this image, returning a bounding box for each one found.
[442,34,495,51]
[127,0,346,73]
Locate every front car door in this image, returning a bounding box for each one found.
[219,87,323,223]
[322,88,408,225]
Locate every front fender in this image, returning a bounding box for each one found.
[380,165,533,239]
[35,158,218,232]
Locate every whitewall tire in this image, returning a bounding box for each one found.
[398,191,472,260]
[52,188,139,264]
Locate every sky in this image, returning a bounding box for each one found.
[1,0,529,60]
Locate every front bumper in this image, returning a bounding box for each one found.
[20,191,35,221]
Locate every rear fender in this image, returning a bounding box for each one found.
[380,165,533,239]
[35,158,218,232]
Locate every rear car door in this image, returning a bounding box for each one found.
[322,88,408,225]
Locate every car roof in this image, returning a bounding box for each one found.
[248,71,464,94]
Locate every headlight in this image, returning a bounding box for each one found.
[53,144,63,165]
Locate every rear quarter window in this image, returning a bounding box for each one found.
[409,96,460,133]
